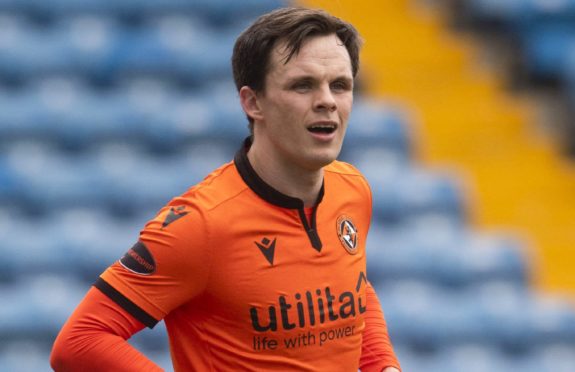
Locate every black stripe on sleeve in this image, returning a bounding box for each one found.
[94,278,159,329]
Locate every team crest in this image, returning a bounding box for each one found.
[336,215,358,254]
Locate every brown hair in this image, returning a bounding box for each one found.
[232,7,362,129]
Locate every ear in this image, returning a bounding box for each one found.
[239,86,264,122]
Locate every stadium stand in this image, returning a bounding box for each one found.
[0,0,575,371]
[451,0,575,153]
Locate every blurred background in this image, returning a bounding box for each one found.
[0,0,575,371]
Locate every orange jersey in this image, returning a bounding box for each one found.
[97,140,399,371]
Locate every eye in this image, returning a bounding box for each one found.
[331,80,352,92]
[291,81,313,92]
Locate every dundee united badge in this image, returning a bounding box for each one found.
[336,215,358,254]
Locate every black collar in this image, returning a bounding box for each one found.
[234,137,325,210]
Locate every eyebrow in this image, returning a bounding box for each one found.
[285,76,314,86]
[284,75,353,86]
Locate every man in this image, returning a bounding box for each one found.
[51,7,401,372]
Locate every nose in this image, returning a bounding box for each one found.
[313,84,337,112]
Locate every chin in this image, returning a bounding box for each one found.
[302,151,340,170]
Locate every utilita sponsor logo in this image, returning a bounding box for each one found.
[250,272,367,332]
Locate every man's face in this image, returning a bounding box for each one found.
[253,33,354,172]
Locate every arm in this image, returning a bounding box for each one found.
[359,282,401,372]
[50,286,163,372]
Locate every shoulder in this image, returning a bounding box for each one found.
[325,160,370,187]
[324,160,372,199]
[149,161,249,227]
[325,160,364,177]
[179,160,249,210]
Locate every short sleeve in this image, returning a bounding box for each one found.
[98,202,211,327]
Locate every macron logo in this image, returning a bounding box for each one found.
[255,237,277,265]
[162,206,188,228]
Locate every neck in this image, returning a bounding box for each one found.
[247,140,324,208]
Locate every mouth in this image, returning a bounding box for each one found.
[307,121,338,135]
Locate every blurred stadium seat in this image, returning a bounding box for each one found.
[367,224,528,288]
[368,166,466,226]
[342,99,413,162]
[458,0,575,86]
[521,22,575,81]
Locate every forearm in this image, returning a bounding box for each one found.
[51,287,163,372]
[51,328,162,372]
[359,282,401,372]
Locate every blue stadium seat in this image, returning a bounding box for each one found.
[204,83,251,144]
[2,143,130,213]
[1,136,233,215]
[130,322,170,353]
[145,350,174,372]
[0,16,235,85]
[373,280,480,348]
[524,294,575,345]
[146,83,247,151]
[0,221,66,280]
[458,0,575,82]
[0,343,53,372]
[366,166,465,225]
[0,78,135,150]
[465,283,535,348]
[0,0,286,25]
[458,232,528,286]
[440,343,539,372]
[565,46,575,102]
[395,341,575,372]
[341,98,413,163]
[15,154,111,213]
[0,78,241,152]
[55,15,123,82]
[0,207,147,281]
[464,0,527,23]
[0,276,88,343]
[521,23,575,81]
[0,82,71,144]
[0,159,24,208]
[0,25,73,82]
[101,26,194,83]
[184,0,287,26]
[372,279,575,351]
[30,77,139,150]
[536,343,575,372]
[366,224,528,288]
[367,223,463,286]
[140,93,211,151]
[466,283,575,349]
[527,0,575,21]
[93,144,230,212]
[392,345,445,372]
[463,0,575,26]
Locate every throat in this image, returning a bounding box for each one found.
[247,145,324,207]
